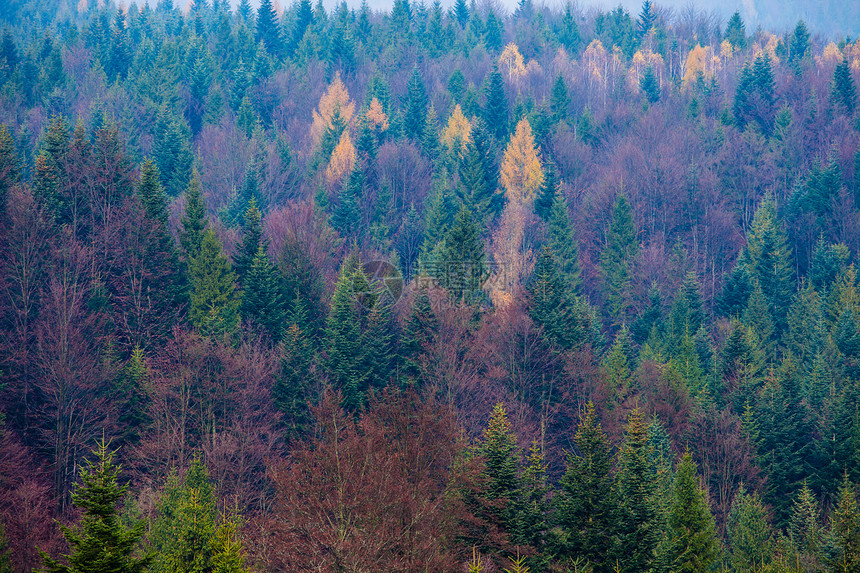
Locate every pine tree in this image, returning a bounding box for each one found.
[555,402,616,571]
[640,65,660,103]
[616,408,660,573]
[833,58,858,116]
[180,171,207,259]
[484,67,509,140]
[534,161,557,221]
[273,321,314,436]
[404,67,428,141]
[668,453,719,573]
[188,229,241,338]
[727,485,774,571]
[789,20,810,65]
[256,0,283,58]
[137,159,168,225]
[292,0,314,50]
[39,441,150,573]
[601,193,638,324]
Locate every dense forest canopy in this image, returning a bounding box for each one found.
[0,0,859,570]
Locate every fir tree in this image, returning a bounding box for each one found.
[517,441,549,568]
[615,408,661,573]
[273,321,314,436]
[727,485,774,571]
[180,171,207,259]
[404,67,429,141]
[480,403,521,536]
[0,124,19,211]
[828,474,860,572]
[188,229,241,338]
[484,9,503,51]
[534,160,558,221]
[436,204,488,304]
[528,246,574,348]
[549,75,570,123]
[640,65,660,103]
[788,480,821,561]
[789,20,810,64]
[601,193,638,324]
[399,288,437,384]
[558,4,581,54]
[255,0,283,58]
[453,0,469,27]
[39,441,150,573]
[210,516,251,573]
[725,11,746,50]
[152,106,193,197]
[242,245,285,341]
[233,198,265,285]
[457,121,503,227]
[668,453,719,573]
[637,0,657,37]
[137,159,168,226]
[484,67,509,140]
[554,402,616,571]
[546,194,581,294]
[833,58,858,116]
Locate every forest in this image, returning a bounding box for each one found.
[0,0,858,570]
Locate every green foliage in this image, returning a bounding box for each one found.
[480,403,521,533]
[434,205,488,304]
[152,106,193,197]
[399,288,437,384]
[0,124,19,210]
[256,0,283,58]
[788,480,821,561]
[457,121,503,227]
[725,11,746,50]
[404,67,429,141]
[484,67,509,140]
[789,21,810,64]
[241,245,285,341]
[188,229,241,338]
[180,171,207,259]
[828,474,860,572]
[546,194,582,295]
[668,453,719,573]
[534,160,558,220]
[600,193,638,324]
[233,198,265,285]
[639,65,660,104]
[727,485,774,571]
[137,159,168,225]
[40,440,150,573]
[832,58,858,116]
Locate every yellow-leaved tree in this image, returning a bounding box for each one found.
[682,44,719,87]
[311,73,356,147]
[325,131,356,185]
[441,104,472,155]
[498,43,526,83]
[365,97,389,132]
[500,117,543,203]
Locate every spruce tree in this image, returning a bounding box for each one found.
[137,159,168,226]
[255,0,283,58]
[828,474,860,572]
[668,453,719,573]
[640,65,660,103]
[484,67,509,140]
[453,0,469,27]
[188,229,241,338]
[180,171,207,259]
[484,10,503,51]
[40,441,150,573]
[727,485,774,571]
[534,160,558,221]
[725,11,746,50]
[554,402,616,571]
[528,246,574,349]
[0,124,19,211]
[233,198,265,285]
[546,194,582,294]
[400,288,437,384]
[601,193,638,324]
[436,204,488,304]
[789,20,810,65]
[549,75,570,122]
[404,67,429,141]
[788,480,821,562]
[152,106,193,197]
[241,245,285,341]
[615,408,660,573]
[517,441,549,567]
[833,58,858,116]
[480,403,521,536]
[457,121,503,227]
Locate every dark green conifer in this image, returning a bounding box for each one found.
[233,198,265,285]
[436,205,488,304]
[549,75,570,122]
[534,161,558,221]
[640,65,660,103]
[727,485,774,571]
[833,58,858,116]
[255,0,283,57]
[725,11,746,50]
[242,245,285,342]
[601,193,638,324]
[137,159,168,226]
[789,21,810,64]
[453,0,469,27]
[39,441,150,573]
[180,171,207,259]
[483,67,508,140]
[480,403,521,534]
[404,67,429,141]
[484,10,502,51]
[546,194,581,294]
[400,289,437,384]
[829,474,860,571]
[0,124,19,211]
[189,229,241,338]
[668,453,719,573]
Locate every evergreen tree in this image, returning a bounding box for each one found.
[484,67,509,141]
[534,161,558,221]
[137,159,168,225]
[833,58,858,116]
[480,403,521,536]
[546,194,581,294]
[404,67,428,141]
[188,229,241,338]
[484,9,503,51]
[554,402,616,571]
[39,441,150,573]
[453,0,469,27]
[549,75,570,123]
[256,0,283,58]
[518,441,549,567]
[727,485,774,571]
[615,408,660,573]
[399,288,437,384]
[637,0,657,37]
[640,65,660,103]
[233,198,265,285]
[180,171,207,259]
[210,516,251,573]
[528,246,573,348]
[292,0,314,49]
[725,11,746,50]
[0,124,19,211]
[558,4,581,54]
[601,193,638,324]
[436,205,488,304]
[242,245,285,341]
[457,120,503,226]
[789,20,810,64]
[789,480,821,562]
[152,106,193,197]
[361,296,394,390]
[150,458,216,573]
[273,321,314,436]
[828,474,860,572]
[668,453,719,573]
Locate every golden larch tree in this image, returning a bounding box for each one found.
[311,73,356,147]
[441,104,472,155]
[498,43,526,83]
[325,131,356,185]
[365,97,389,132]
[500,117,543,203]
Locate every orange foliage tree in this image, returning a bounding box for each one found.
[500,117,543,203]
[325,131,356,185]
[441,104,472,155]
[311,73,356,147]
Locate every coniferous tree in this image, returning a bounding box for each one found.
[453,0,469,27]
[833,58,858,116]
[558,4,580,54]
[725,11,746,50]
[484,67,509,140]
[188,229,241,338]
[554,402,616,572]
[727,485,774,571]
[517,441,549,568]
[789,480,822,564]
[546,194,581,295]
[256,0,283,58]
[39,441,150,573]
[400,288,437,384]
[458,121,503,227]
[180,171,207,260]
[484,10,503,51]
[637,0,656,37]
[242,245,285,341]
[480,403,521,537]
[152,106,193,197]
[789,20,810,65]
[601,193,638,324]
[828,474,860,572]
[233,198,265,285]
[529,246,574,348]
[668,453,719,573]
[0,124,19,211]
[404,67,429,141]
[436,205,488,304]
[615,408,660,573]
[640,65,660,103]
[549,75,570,123]
[137,159,168,226]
